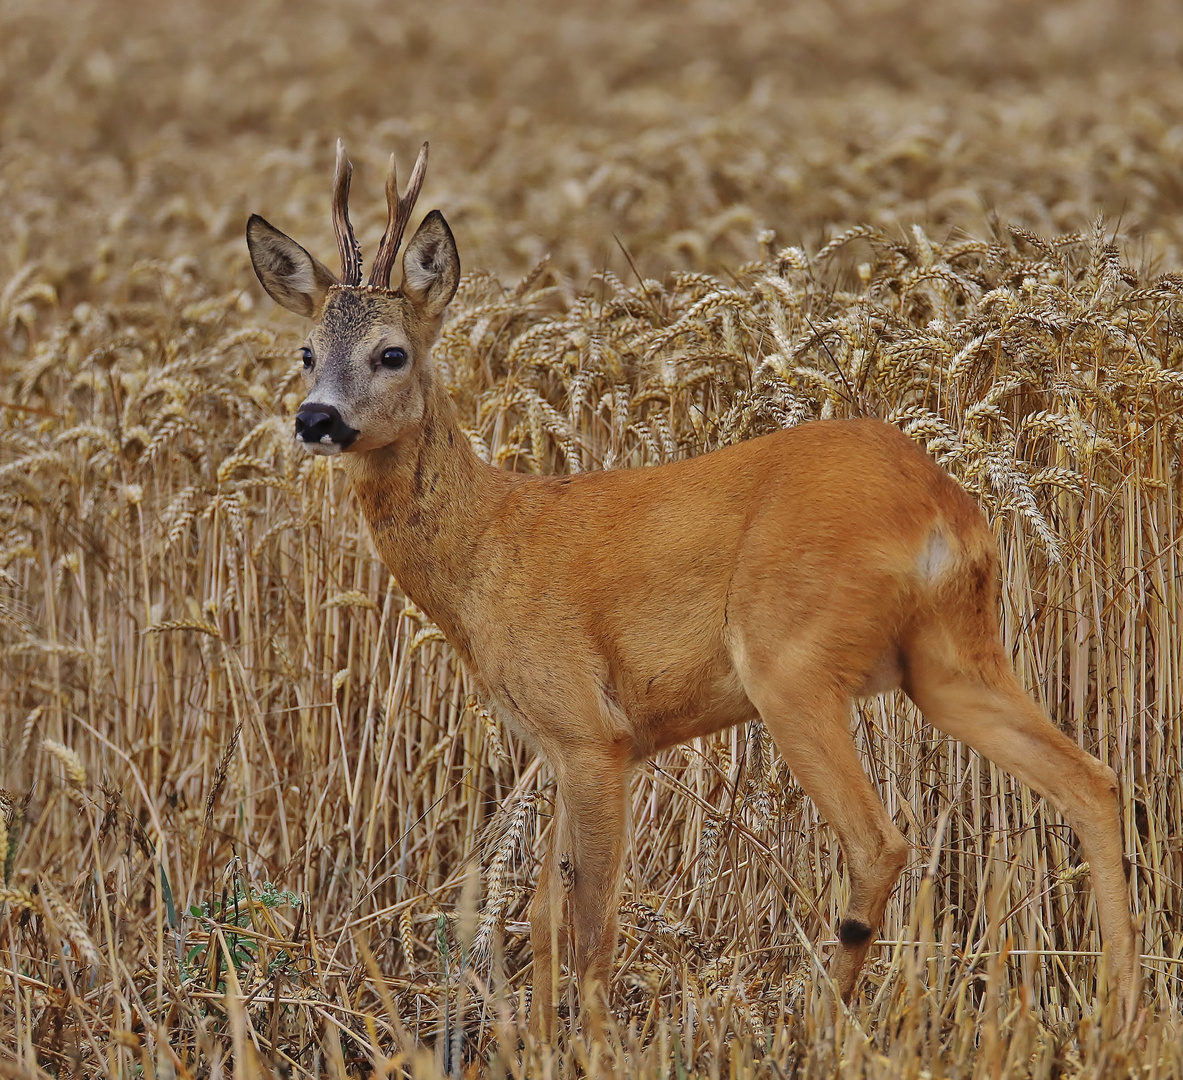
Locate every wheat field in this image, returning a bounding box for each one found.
[2,0,1182,1076]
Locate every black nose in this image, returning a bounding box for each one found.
[294,403,358,448]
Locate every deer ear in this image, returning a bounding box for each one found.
[246,214,338,317]
[401,210,459,318]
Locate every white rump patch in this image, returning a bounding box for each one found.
[918,531,954,582]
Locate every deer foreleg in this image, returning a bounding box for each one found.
[529,747,632,1039]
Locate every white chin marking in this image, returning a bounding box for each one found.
[298,439,343,456]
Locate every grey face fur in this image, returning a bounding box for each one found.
[297,288,429,455]
[246,207,460,455]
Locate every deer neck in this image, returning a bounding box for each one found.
[342,390,502,656]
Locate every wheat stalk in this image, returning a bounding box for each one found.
[41,739,86,790]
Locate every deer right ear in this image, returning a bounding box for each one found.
[401,210,460,319]
[246,215,339,318]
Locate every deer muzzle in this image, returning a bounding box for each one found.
[294,402,359,453]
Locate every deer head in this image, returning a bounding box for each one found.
[246,140,460,455]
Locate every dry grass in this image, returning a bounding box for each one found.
[2,0,1183,1076]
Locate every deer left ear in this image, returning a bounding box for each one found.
[246,214,339,318]
[401,210,460,319]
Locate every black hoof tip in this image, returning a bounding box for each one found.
[838,919,874,947]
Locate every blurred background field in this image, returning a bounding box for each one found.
[1,0,1182,1076]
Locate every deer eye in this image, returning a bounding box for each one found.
[299,347,314,369]
[380,347,408,370]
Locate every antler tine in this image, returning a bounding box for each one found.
[332,139,363,286]
[368,141,429,289]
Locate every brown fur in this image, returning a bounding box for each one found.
[247,195,1141,1037]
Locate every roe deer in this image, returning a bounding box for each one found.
[246,141,1140,1035]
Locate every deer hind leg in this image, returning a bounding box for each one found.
[740,671,909,1003]
[528,749,631,1039]
[903,624,1140,1025]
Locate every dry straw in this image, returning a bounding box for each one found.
[2,209,1179,1077]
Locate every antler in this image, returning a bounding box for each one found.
[368,142,429,289]
[332,139,363,286]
